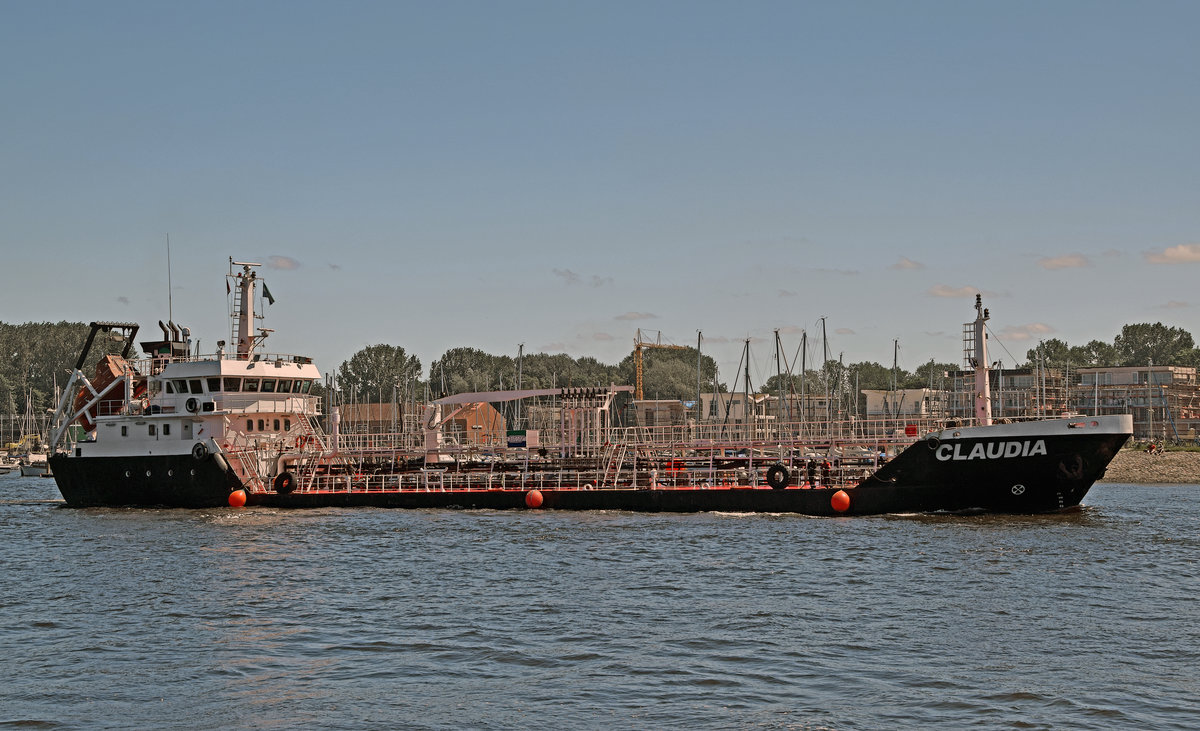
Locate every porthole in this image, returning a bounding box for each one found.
[190,468,196,476]
[125,470,131,478]
[145,470,152,477]
[168,469,174,477]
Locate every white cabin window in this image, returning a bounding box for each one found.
[149,425,157,436]
[163,423,171,436]
[224,378,242,392]
[277,380,292,394]
[261,379,276,393]
[284,418,291,431]
[121,426,128,437]
[246,419,253,432]
[273,418,280,431]
[207,378,221,392]
[257,419,265,431]
[244,379,260,393]
[189,380,203,394]
[165,382,175,394]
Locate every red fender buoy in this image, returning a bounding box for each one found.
[831,489,850,513]
[228,489,247,508]
[525,489,543,508]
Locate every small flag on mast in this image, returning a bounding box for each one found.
[226,279,231,295]
[263,282,275,305]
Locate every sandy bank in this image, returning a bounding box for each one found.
[1098,449,1200,484]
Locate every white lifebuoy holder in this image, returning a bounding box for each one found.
[185,397,199,413]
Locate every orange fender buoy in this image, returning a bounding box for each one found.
[831,489,850,513]
[228,489,247,508]
[525,489,543,508]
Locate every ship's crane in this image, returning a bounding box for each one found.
[634,329,690,401]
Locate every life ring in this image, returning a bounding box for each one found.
[273,471,296,494]
[765,463,790,490]
[139,398,149,413]
[295,435,309,449]
[191,442,210,461]
[185,397,199,413]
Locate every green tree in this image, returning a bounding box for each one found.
[429,347,515,395]
[1113,323,1196,367]
[615,347,717,401]
[1026,338,1073,367]
[336,344,422,403]
[905,361,958,389]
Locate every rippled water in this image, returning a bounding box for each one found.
[2,473,1198,730]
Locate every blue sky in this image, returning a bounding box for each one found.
[3,1,1198,386]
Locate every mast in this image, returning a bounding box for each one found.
[230,258,263,360]
[972,294,992,426]
[774,329,784,423]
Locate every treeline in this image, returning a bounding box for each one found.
[335,345,720,403]
[0,322,127,418]
[3,320,1195,418]
[1024,323,1199,369]
[334,322,1200,404]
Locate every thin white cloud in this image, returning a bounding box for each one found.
[777,325,805,335]
[815,268,858,276]
[835,328,855,336]
[116,296,130,305]
[615,312,657,321]
[778,289,798,297]
[928,284,979,298]
[997,323,1055,341]
[328,263,342,271]
[1159,300,1190,309]
[267,255,300,270]
[890,257,924,271]
[1038,254,1091,270]
[590,275,613,287]
[1145,244,1200,264]
[592,332,615,341]
[553,268,581,284]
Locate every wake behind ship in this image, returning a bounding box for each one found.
[47,260,1132,515]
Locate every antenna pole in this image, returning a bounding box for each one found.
[166,234,173,323]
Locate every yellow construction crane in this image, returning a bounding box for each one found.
[634,328,689,401]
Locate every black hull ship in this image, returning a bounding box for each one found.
[48,262,1132,515]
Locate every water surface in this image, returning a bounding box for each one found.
[2,474,1197,729]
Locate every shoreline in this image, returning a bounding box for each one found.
[1098,448,1200,484]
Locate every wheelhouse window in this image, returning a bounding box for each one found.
[244,379,260,393]
[207,378,221,392]
[299,381,313,394]
[189,380,203,394]
[174,380,188,394]
[277,380,292,394]
[165,382,175,394]
[246,419,253,431]
[284,418,291,431]
[224,378,242,392]
[257,419,266,431]
[261,379,276,393]
[273,418,281,431]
